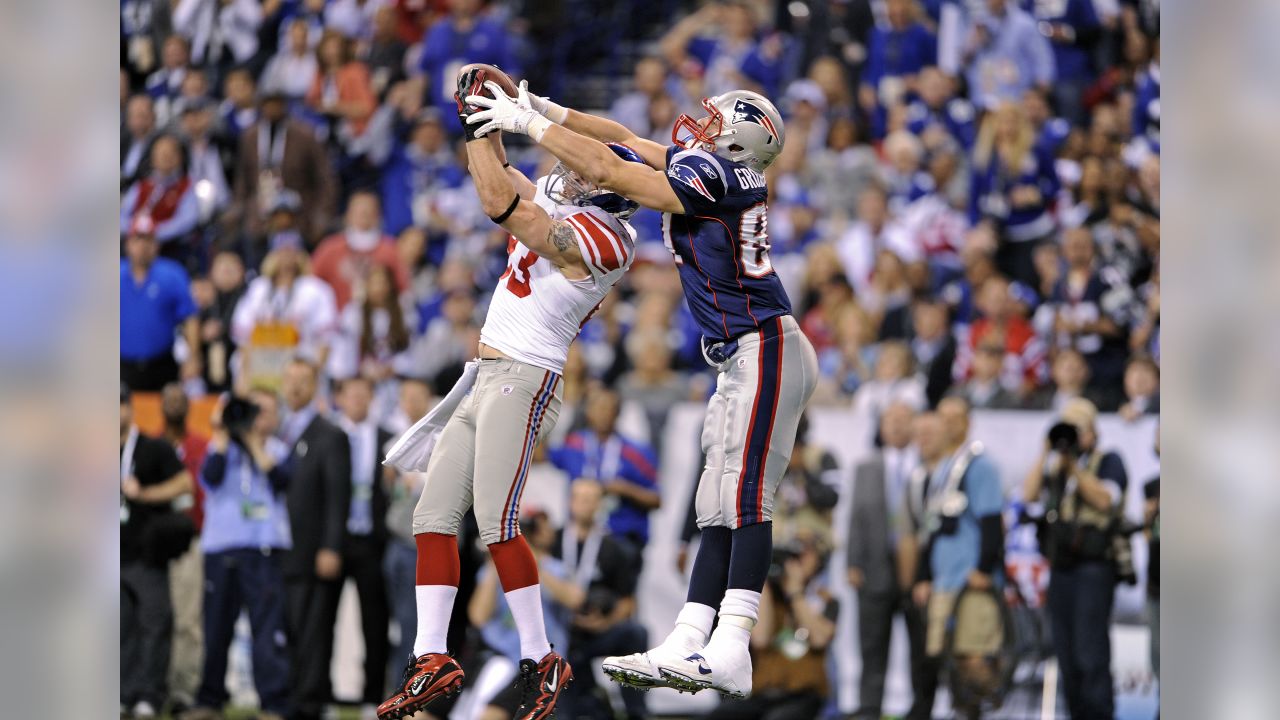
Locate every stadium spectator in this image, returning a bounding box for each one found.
[171,0,263,69]
[1029,0,1101,124]
[659,0,781,99]
[123,94,160,189]
[852,340,927,428]
[333,376,393,715]
[121,134,201,257]
[707,529,838,720]
[610,56,684,140]
[848,403,928,720]
[551,388,661,550]
[961,0,1055,111]
[860,0,937,138]
[364,6,410,97]
[227,87,337,245]
[1024,347,1105,412]
[312,191,408,309]
[905,66,978,150]
[122,0,175,84]
[331,263,417,420]
[1022,398,1127,720]
[908,399,1005,720]
[160,383,207,716]
[121,216,201,392]
[803,115,879,217]
[277,358,352,720]
[1117,354,1160,421]
[260,19,320,101]
[412,0,519,135]
[325,0,388,42]
[949,339,1021,409]
[956,274,1046,400]
[554,479,649,720]
[177,97,232,223]
[813,301,876,405]
[615,326,689,457]
[379,107,463,237]
[835,186,914,298]
[382,378,433,677]
[969,102,1059,287]
[1045,225,1133,402]
[121,384,195,719]
[196,251,246,394]
[306,31,378,141]
[909,297,959,409]
[146,35,191,125]
[184,390,292,720]
[217,68,259,140]
[231,231,338,387]
[411,288,479,384]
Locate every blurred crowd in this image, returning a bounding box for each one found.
[120,0,1159,717]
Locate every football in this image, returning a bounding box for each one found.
[457,63,519,103]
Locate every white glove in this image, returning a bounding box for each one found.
[528,88,569,125]
[466,81,553,141]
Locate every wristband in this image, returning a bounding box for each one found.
[543,101,569,125]
[527,114,553,143]
[489,194,520,224]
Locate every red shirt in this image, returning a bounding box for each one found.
[957,316,1047,389]
[311,234,409,309]
[175,432,209,532]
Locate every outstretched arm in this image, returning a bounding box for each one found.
[464,135,589,273]
[526,88,668,168]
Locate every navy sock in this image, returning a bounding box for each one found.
[686,525,732,607]
[727,521,774,592]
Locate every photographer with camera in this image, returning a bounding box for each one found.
[1022,398,1129,720]
[182,390,292,720]
[707,530,837,720]
[908,398,1006,720]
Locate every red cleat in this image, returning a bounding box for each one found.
[514,650,574,720]
[377,653,465,720]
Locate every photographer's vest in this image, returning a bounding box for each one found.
[1050,451,1115,536]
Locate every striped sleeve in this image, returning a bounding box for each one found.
[564,210,632,280]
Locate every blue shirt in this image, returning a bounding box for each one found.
[662,145,792,343]
[550,431,659,545]
[380,142,465,236]
[864,24,938,92]
[417,16,517,134]
[200,440,292,554]
[905,97,978,149]
[121,258,197,360]
[1025,0,1099,84]
[929,452,1004,592]
[966,5,1056,109]
[968,146,1059,241]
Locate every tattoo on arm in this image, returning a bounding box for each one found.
[550,222,575,253]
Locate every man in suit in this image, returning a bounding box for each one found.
[278,358,351,720]
[910,297,958,409]
[333,376,392,712]
[847,402,930,720]
[225,90,337,246]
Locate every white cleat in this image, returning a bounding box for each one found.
[656,647,753,698]
[602,642,691,690]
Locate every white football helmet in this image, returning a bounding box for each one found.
[671,90,786,172]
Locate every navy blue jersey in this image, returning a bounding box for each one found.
[661,146,792,343]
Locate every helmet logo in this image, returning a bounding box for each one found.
[731,99,778,141]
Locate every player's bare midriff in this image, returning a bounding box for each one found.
[477,343,511,361]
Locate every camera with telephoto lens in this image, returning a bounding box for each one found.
[1046,421,1082,457]
[221,395,261,440]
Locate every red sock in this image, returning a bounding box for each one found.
[487,535,540,591]
[415,532,461,586]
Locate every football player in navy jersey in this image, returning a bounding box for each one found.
[467,82,820,698]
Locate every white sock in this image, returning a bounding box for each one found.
[702,617,752,660]
[666,602,716,651]
[719,588,761,622]
[504,584,552,661]
[413,585,457,657]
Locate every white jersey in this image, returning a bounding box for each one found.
[480,182,636,374]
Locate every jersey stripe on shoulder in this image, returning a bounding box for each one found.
[566,212,623,272]
[579,211,630,266]
[564,215,609,276]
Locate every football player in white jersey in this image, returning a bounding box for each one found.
[376,75,642,720]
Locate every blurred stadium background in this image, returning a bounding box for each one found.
[120,0,1160,718]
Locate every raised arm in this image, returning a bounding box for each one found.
[526,88,668,168]
[462,131,589,274]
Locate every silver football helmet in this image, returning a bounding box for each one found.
[671,90,786,172]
